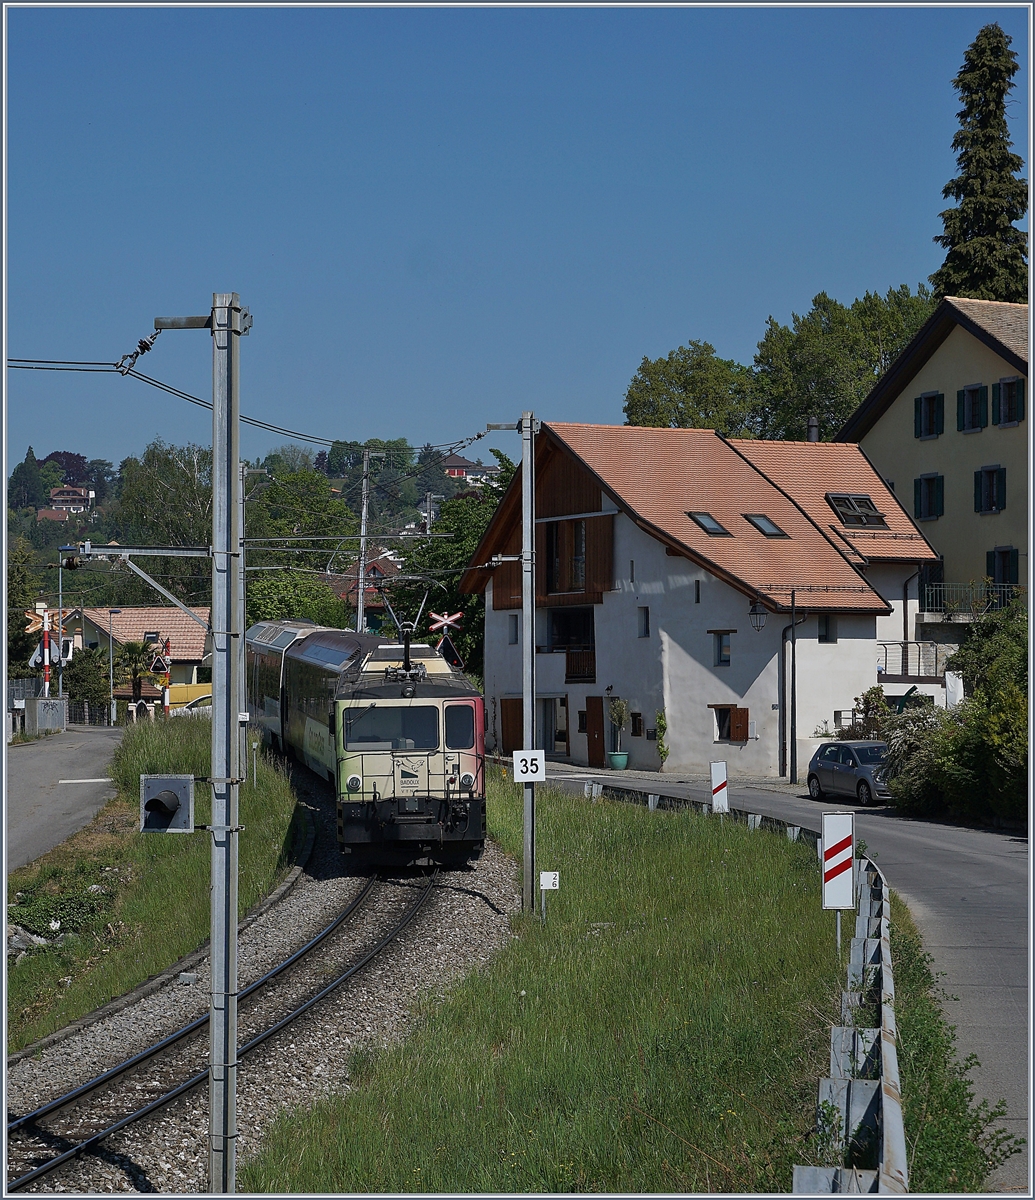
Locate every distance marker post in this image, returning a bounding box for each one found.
[821,811,855,956]
[539,870,559,923]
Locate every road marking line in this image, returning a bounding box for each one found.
[58,778,111,784]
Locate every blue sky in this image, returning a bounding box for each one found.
[6,5,1030,471]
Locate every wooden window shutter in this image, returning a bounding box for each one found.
[913,479,922,518]
[957,390,966,431]
[730,707,749,742]
[1018,380,1026,423]
[978,385,989,428]
[914,397,922,438]
[934,475,944,517]
[935,394,944,434]
[986,550,996,579]
[974,470,983,512]
[584,514,614,595]
[996,467,1006,511]
[1009,549,1019,585]
[992,383,1001,425]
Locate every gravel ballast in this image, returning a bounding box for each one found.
[7,775,521,1194]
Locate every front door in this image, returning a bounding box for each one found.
[500,698,523,755]
[586,696,606,768]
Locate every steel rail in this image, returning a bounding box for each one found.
[7,874,379,1136]
[7,872,437,1193]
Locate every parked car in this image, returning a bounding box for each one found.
[807,741,890,806]
[170,695,212,718]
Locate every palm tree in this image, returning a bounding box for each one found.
[117,641,159,704]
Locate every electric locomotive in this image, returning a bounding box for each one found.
[246,619,486,865]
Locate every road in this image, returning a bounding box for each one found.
[547,763,1029,1193]
[6,726,124,873]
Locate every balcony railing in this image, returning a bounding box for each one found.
[565,648,595,683]
[922,582,1019,618]
[877,641,951,683]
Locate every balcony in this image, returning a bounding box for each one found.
[564,648,596,683]
[921,582,1019,621]
[877,641,950,685]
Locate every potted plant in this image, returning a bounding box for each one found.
[608,697,630,770]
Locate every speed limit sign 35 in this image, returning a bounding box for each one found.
[512,749,545,782]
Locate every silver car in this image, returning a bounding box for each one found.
[807,740,890,806]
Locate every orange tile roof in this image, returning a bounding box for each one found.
[729,440,938,565]
[463,423,925,613]
[79,606,210,661]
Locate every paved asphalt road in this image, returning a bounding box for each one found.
[6,726,124,872]
[547,764,1029,1192]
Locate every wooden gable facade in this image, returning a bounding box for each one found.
[462,431,614,610]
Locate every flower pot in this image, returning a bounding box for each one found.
[609,752,629,770]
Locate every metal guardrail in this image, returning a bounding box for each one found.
[922,582,1017,616]
[876,640,950,681]
[548,777,908,1193]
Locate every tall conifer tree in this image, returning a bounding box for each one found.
[929,23,1028,302]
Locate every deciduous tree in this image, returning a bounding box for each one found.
[624,340,755,436]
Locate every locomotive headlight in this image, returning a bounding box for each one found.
[460,773,475,791]
[346,774,362,793]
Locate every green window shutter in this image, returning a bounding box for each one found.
[986,550,996,580]
[996,467,1006,511]
[1019,380,1026,423]
[914,397,922,438]
[992,383,1000,425]
[974,470,983,512]
[978,385,988,427]
[935,393,944,434]
[913,478,922,518]
[957,390,966,430]
[1009,549,1019,585]
[935,475,944,517]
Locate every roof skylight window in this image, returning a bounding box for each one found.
[826,493,888,529]
[687,512,731,536]
[743,514,788,538]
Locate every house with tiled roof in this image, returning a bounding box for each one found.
[836,296,1027,633]
[461,423,939,778]
[65,606,212,704]
[440,454,501,486]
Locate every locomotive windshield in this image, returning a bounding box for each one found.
[344,704,439,751]
[445,705,475,749]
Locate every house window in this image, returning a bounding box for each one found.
[571,520,586,590]
[710,704,749,742]
[508,613,519,645]
[687,511,731,536]
[630,560,635,584]
[993,378,1026,426]
[957,384,988,432]
[913,474,944,521]
[817,614,838,644]
[913,392,944,438]
[714,631,731,666]
[826,494,888,528]
[545,518,588,593]
[631,712,644,737]
[577,709,588,733]
[695,580,701,604]
[637,606,650,638]
[974,466,1006,514]
[743,514,788,538]
[987,546,1019,586]
[548,606,594,651]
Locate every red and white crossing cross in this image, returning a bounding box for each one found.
[709,760,729,814]
[821,811,855,910]
[428,611,463,633]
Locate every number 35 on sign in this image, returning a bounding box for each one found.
[512,749,545,782]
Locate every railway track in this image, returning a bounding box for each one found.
[6,869,437,1192]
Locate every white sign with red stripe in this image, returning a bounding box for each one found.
[822,812,855,909]
[709,760,729,813]
[428,610,463,633]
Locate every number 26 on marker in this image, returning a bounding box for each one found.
[512,750,545,781]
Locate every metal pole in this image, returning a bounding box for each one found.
[357,448,371,634]
[836,909,841,957]
[209,292,243,1194]
[237,461,248,782]
[108,610,117,725]
[521,411,536,912]
[790,588,798,785]
[42,609,51,697]
[58,563,63,698]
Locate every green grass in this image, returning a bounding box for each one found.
[7,719,302,1053]
[890,893,1025,1190]
[239,771,842,1193]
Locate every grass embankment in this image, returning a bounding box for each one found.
[890,893,1024,1190]
[240,772,841,1193]
[7,719,301,1054]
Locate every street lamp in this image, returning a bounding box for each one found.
[748,597,768,632]
[108,609,121,725]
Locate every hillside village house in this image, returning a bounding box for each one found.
[837,297,1027,653]
[64,606,211,705]
[461,423,940,777]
